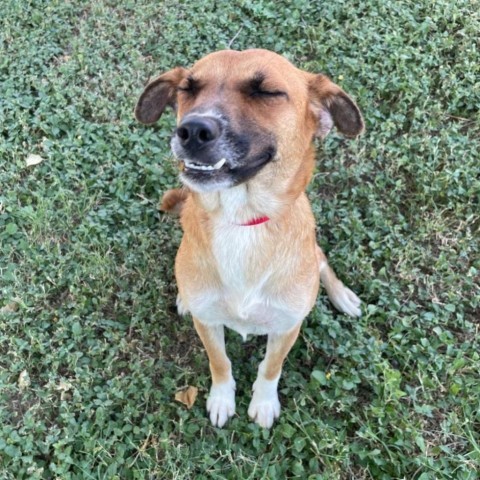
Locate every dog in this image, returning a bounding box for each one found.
[135,49,364,428]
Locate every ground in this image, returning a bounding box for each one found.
[0,0,479,479]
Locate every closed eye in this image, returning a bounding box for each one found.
[177,75,200,95]
[250,89,288,98]
[246,72,288,100]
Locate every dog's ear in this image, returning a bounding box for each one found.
[135,67,187,124]
[307,73,364,139]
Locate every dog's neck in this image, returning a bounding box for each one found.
[191,180,290,226]
[190,147,316,225]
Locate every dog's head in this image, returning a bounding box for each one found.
[135,49,364,193]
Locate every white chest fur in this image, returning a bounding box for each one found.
[179,187,313,338]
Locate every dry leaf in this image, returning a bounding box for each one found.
[175,386,198,409]
[57,380,73,401]
[26,154,43,166]
[1,301,19,313]
[56,380,73,392]
[18,370,31,390]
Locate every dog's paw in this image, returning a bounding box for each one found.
[176,295,189,316]
[329,282,362,317]
[248,378,281,428]
[248,396,281,428]
[206,379,236,428]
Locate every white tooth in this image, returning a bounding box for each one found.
[213,158,226,170]
[184,159,223,171]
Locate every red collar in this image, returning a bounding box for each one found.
[237,216,270,226]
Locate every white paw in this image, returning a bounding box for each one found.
[248,377,281,428]
[329,283,362,317]
[176,295,189,316]
[206,379,236,428]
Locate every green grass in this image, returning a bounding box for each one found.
[1,0,479,478]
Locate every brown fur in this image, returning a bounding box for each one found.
[159,188,189,214]
[135,49,364,428]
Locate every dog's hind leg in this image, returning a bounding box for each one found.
[159,188,189,214]
[316,246,362,317]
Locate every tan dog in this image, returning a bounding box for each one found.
[135,49,364,428]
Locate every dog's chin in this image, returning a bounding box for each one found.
[178,150,274,193]
[180,172,234,193]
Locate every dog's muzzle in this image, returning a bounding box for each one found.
[171,112,275,192]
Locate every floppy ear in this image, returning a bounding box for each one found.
[135,67,187,124]
[308,73,364,138]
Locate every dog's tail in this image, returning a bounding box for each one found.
[160,188,189,214]
[316,246,362,317]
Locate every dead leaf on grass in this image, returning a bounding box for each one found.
[26,154,44,167]
[175,386,198,409]
[18,370,31,390]
[56,380,73,400]
[0,301,20,313]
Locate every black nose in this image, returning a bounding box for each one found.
[176,116,221,152]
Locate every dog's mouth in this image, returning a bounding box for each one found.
[183,158,227,172]
[178,148,275,191]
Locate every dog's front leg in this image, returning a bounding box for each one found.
[192,317,236,428]
[248,322,302,428]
